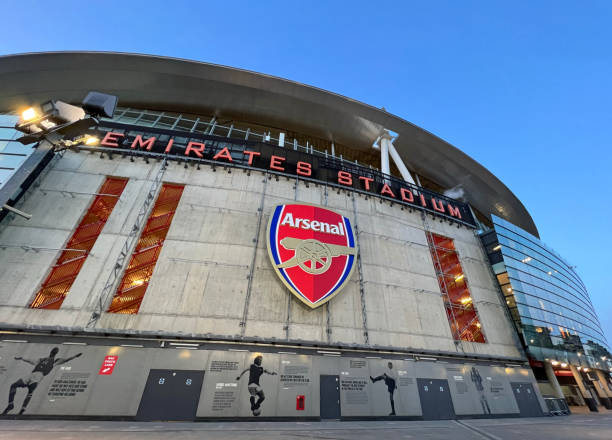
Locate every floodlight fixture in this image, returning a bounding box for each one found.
[15,100,85,138]
[82,91,118,119]
[84,135,99,146]
[13,91,119,147]
[22,107,36,121]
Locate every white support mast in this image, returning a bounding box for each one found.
[373,129,416,185]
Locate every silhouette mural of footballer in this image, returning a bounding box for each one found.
[2,347,82,415]
[236,355,277,416]
[370,361,398,415]
[470,366,491,414]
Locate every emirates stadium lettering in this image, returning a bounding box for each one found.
[97,129,474,226]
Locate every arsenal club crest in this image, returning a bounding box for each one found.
[267,204,357,308]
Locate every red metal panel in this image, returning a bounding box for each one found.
[107,183,184,314]
[30,177,128,309]
[427,232,486,343]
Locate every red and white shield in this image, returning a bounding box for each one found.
[267,204,357,308]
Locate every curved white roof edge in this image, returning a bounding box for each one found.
[0,51,538,236]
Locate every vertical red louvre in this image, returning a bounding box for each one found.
[426,233,486,343]
[30,177,128,309]
[107,183,184,314]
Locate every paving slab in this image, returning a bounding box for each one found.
[0,415,611,440]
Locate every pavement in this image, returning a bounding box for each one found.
[0,414,611,440]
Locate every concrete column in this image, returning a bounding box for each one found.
[570,365,598,412]
[544,361,565,399]
[593,369,612,409]
[595,369,612,397]
[591,375,612,409]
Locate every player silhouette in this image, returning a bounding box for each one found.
[370,361,398,415]
[470,367,491,414]
[2,347,82,415]
[236,355,277,416]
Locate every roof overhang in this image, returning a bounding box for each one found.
[0,51,538,236]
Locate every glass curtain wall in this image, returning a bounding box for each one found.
[481,214,611,371]
[0,114,33,189]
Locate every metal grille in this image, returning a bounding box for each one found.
[107,183,184,314]
[29,177,128,309]
[426,232,486,343]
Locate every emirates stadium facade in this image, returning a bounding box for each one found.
[0,52,609,421]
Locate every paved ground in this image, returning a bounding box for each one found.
[0,414,611,440]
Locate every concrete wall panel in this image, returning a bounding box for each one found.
[0,152,525,364]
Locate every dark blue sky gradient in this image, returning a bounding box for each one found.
[2,1,611,341]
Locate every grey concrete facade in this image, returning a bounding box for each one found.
[0,151,521,362]
[0,151,545,419]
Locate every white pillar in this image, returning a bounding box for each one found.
[388,141,416,185]
[380,134,390,176]
[374,129,416,185]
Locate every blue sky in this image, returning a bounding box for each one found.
[2,1,611,340]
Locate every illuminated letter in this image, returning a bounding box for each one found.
[380,183,396,198]
[131,135,156,151]
[101,132,124,147]
[447,204,462,219]
[243,150,261,166]
[338,171,352,186]
[359,176,374,191]
[164,138,174,153]
[296,161,312,176]
[400,188,414,202]
[270,155,285,171]
[419,193,427,207]
[185,141,205,158]
[213,147,233,162]
[431,198,445,213]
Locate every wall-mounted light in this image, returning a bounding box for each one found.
[14,91,118,146]
[84,135,99,146]
[22,107,36,121]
